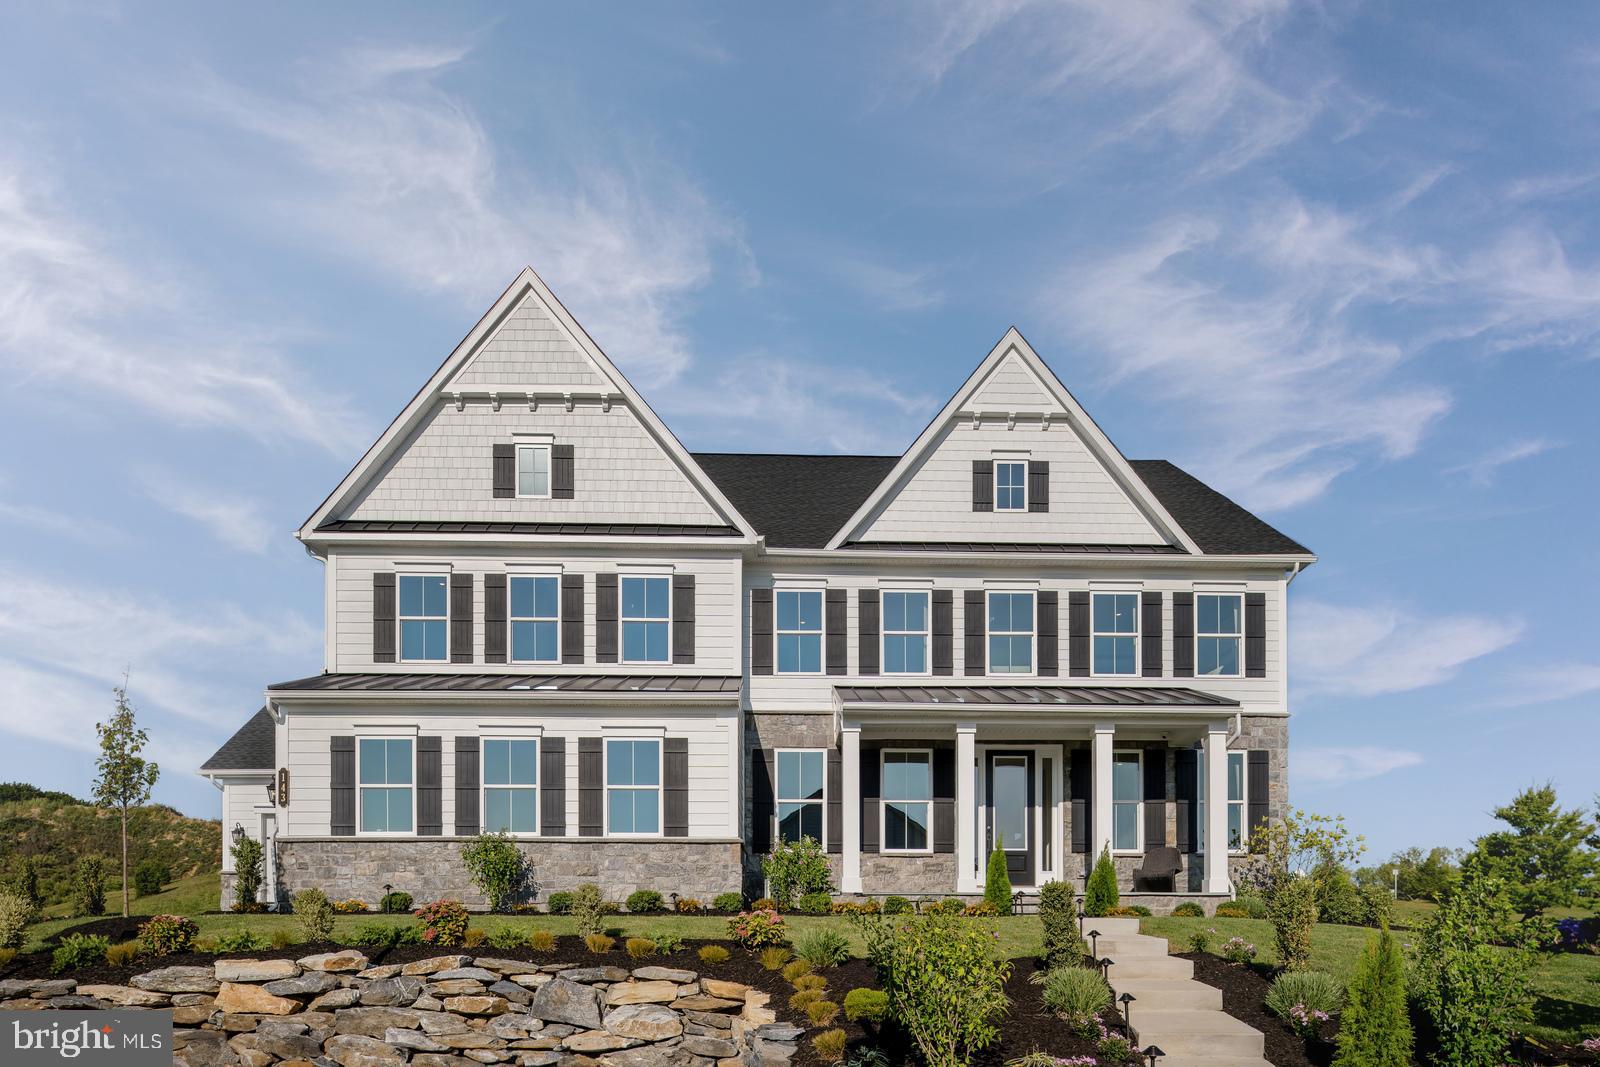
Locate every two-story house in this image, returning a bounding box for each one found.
[200,267,1313,913]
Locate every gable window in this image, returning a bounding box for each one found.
[1092,592,1138,675]
[1196,593,1243,677]
[987,591,1035,674]
[882,591,929,674]
[776,749,825,845]
[399,575,448,662]
[1197,750,1247,852]
[358,738,413,834]
[1112,750,1142,851]
[606,738,661,835]
[510,576,560,663]
[994,461,1027,511]
[516,443,551,498]
[881,750,932,852]
[483,738,538,834]
[776,590,823,674]
[621,577,670,663]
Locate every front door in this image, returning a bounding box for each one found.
[985,751,1035,887]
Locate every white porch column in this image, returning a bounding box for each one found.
[955,723,979,893]
[841,725,862,893]
[1091,723,1115,859]
[1204,725,1231,894]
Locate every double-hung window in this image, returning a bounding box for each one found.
[358,738,413,834]
[483,738,538,834]
[776,750,825,845]
[510,576,560,663]
[994,460,1027,511]
[606,738,661,835]
[1111,750,1142,851]
[987,591,1034,674]
[621,577,670,663]
[1092,592,1138,675]
[399,575,448,662]
[882,591,929,674]
[1196,593,1243,677]
[1197,751,1247,852]
[881,750,932,852]
[516,443,550,498]
[776,590,823,674]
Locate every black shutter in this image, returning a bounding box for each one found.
[552,443,575,499]
[330,736,355,837]
[932,747,956,854]
[484,573,507,664]
[963,589,985,675]
[751,589,774,676]
[1068,591,1090,677]
[858,590,880,676]
[1069,747,1090,854]
[826,749,842,855]
[1248,750,1269,846]
[1175,748,1197,854]
[454,737,479,837]
[672,575,695,664]
[750,748,775,854]
[1028,460,1050,512]
[664,738,688,838]
[860,748,880,854]
[971,460,993,512]
[1245,592,1267,677]
[1141,591,1162,677]
[492,443,515,498]
[825,589,847,675]
[594,574,617,663]
[450,573,473,664]
[417,736,442,836]
[372,573,396,664]
[562,574,585,664]
[932,590,953,676]
[1037,590,1059,677]
[1172,591,1194,677]
[578,738,603,836]
[540,737,566,837]
[1143,748,1167,850]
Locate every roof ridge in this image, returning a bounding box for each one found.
[692,451,899,460]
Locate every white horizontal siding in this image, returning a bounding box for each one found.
[219,776,272,871]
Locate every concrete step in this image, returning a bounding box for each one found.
[1132,1008,1265,1058]
[1102,953,1194,980]
[1080,916,1141,936]
[1109,977,1223,1010]
[1097,934,1170,957]
[1156,1056,1272,1067]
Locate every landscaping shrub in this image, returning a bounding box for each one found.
[883,895,913,915]
[0,888,37,950]
[229,838,261,913]
[350,922,401,947]
[762,837,832,909]
[698,944,730,966]
[924,898,965,916]
[1031,965,1110,1036]
[654,932,683,953]
[570,883,607,937]
[1172,901,1205,917]
[72,856,108,917]
[1097,1032,1134,1062]
[1188,929,1213,954]
[333,898,367,914]
[584,933,615,954]
[52,933,110,974]
[793,973,829,993]
[463,927,488,948]
[1038,880,1086,969]
[1316,866,1368,926]
[1083,847,1118,917]
[1106,904,1151,917]
[1334,926,1412,1067]
[753,896,777,911]
[782,959,815,983]
[10,858,42,909]
[547,892,574,915]
[858,910,1011,1067]
[626,889,664,914]
[759,946,792,970]
[1222,936,1257,964]
[1234,889,1269,918]
[713,892,744,913]
[831,900,880,915]
[105,941,139,966]
[379,890,413,914]
[488,927,529,950]
[137,914,198,955]
[794,929,852,969]
[983,849,1013,914]
[132,859,169,897]
[528,929,558,952]
[462,833,530,912]
[808,999,841,1026]
[1360,884,1393,929]
[625,937,657,958]
[1266,970,1344,1024]
[813,1028,848,1063]
[214,929,267,952]
[962,902,997,917]
[1269,875,1319,972]
[1214,902,1251,918]
[675,897,705,914]
[728,908,787,948]
[269,929,296,949]
[414,900,471,946]
[796,891,832,915]
[844,986,890,1023]
[293,888,336,942]
[790,988,825,1012]
[0,948,14,966]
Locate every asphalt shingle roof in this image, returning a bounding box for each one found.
[200,706,274,771]
[267,673,742,694]
[1128,460,1311,556]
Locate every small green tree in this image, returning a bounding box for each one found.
[292,887,336,942]
[231,836,263,911]
[1465,784,1597,918]
[10,858,42,909]
[133,859,169,898]
[983,849,1013,914]
[1083,846,1119,917]
[71,857,106,918]
[762,836,833,909]
[461,832,530,911]
[1334,925,1413,1067]
[1269,874,1319,971]
[1038,880,1087,968]
[92,682,161,918]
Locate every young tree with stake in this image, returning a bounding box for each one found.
[92,680,160,917]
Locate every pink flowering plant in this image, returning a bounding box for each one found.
[727,908,787,948]
[1287,1003,1332,1037]
[1221,935,1257,964]
[413,899,470,946]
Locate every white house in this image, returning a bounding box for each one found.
[201,267,1312,912]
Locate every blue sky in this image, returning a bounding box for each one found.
[1,2,1596,861]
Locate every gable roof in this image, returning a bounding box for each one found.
[691,453,899,550]
[200,707,274,772]
[1129,460,1311,556]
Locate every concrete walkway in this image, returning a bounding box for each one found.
[1080,916,1271,1067]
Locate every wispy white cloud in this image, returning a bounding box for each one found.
[1294,746,1424,786]
[829,254,944,314]
[1292,599,1523,697]
[1492,662,1600,707]
[0,498,123,547]
[137,469,277,554]
[1445,438,1558,487]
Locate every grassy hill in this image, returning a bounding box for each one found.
[0,782,220,905]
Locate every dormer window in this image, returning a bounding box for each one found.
[517,443,551,498]
[994,460,1027,511]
